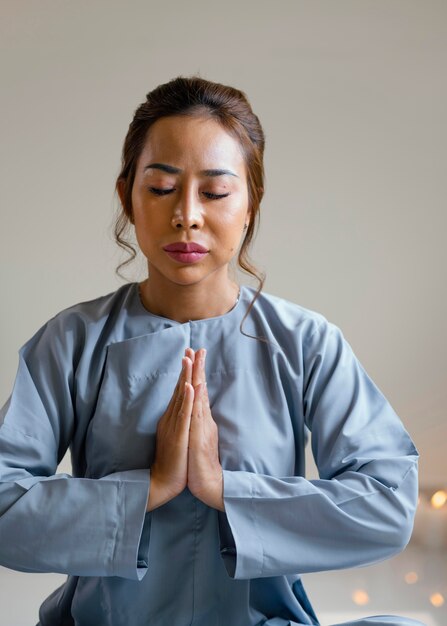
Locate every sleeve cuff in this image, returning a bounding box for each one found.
[218,470,264,579]
[103,469,151,580]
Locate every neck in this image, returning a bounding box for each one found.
[139,272,240,323]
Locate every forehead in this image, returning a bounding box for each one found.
[137,115,246,174]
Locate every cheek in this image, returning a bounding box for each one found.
[133,211,158,252]
[212,218,245,254]
[134,200,162,232]
[213,200,246,229]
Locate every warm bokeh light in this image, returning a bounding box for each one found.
[352,589,369,606]
[430,592,445,607]
[430,490,447,509]
[404,571,418,584]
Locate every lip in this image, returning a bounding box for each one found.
[164,250,208,264]
[163,242,208,253]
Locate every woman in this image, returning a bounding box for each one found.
[0,76,423,626]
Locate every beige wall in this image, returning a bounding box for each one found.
[1,0,445,485]
[1,1,446,623]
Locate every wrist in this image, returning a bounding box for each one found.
[147,475,178,511]
[207,473,225,512]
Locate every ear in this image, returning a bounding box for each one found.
[117,178,134,224]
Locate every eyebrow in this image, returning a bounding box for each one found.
[143,163,239,178]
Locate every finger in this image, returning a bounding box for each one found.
[169,357,191,422]
[165,356,186,417]
[202,350,207,386]
[202,382,214,424]
[184,355,192,386]
[174,381,194,433]
[200,350,207,388]
[190,382,204,437]
[192,348,206,388]
[185,347,195,363]
[203,379,210,406]
[185,349,196,388]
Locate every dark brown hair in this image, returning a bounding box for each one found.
[114,75,267,340]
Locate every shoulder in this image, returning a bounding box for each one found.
[48,282,134,328]
[19,283,135,359]
[244,286,340,346]
[245,288,362,384]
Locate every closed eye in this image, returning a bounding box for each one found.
[149,188,230,200]
[203,192,230,200]
[148,187,174,196]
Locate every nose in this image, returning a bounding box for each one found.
[171,187,204,230]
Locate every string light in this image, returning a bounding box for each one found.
[352,589,369,606]
[429,592,445,608]
[430,490,447,509]
[404,571,418,584]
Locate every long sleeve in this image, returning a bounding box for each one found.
[0,317,152,581]
[218,319,419,580]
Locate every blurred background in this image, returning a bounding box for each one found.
[0,1,445,624]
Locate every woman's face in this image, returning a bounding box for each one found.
[129,114,250,288]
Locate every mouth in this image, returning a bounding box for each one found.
[163,242,208,253]
[163,249,208,264]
